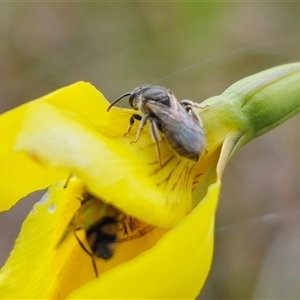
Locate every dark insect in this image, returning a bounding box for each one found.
[56,190,118,277]
[107,86,206,166]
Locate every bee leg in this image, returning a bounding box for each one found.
[180,100,208,125]
[181,102,203,128]
[73,230,99,277]
[122,220,128,235]
[131,114,149,143]
[117,213,128,235]
[124,114,142,136]
[180,99,195,106]
[190,107,203,127]
[63,173,73,189]
[129,216,138,232]
[78,189,91,205]
[149,119,163,167]
[180,99,209,109]
[91,257,98,278]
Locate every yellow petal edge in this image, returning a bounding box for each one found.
[0,104,67,211]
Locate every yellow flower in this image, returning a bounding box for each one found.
[0,63,300,299]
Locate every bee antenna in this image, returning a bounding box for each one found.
[106,92,131,112]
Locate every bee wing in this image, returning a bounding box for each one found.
[146,101,206,152]
[147,100,184,125]
[146,101,202,133]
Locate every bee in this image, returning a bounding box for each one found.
[107,86,206,166]
[56,190,118,277]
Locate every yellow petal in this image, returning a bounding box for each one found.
[15,89,207,228]
[0,174,219,299]
[69,181,219,299]
[0,103,68,211]
[0,81,109,212]
[1,81,222,298]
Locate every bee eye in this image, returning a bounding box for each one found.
[129,95,140,110]
[128,94,136,108]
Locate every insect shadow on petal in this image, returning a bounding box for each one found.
[107,86,206,167]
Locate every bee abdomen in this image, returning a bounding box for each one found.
[164,130,205,161]
[86,216,118,260]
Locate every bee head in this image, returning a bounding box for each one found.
[107,85,172,112]
[129,86,172,109]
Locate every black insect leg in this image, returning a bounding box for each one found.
[149,118,163,167]
[73,230,99,277]
[131,114,149,144]
[91,257,98,278]
[124,114,142,136]
[63,173,73,189]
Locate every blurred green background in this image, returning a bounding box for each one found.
[1,2,300,299]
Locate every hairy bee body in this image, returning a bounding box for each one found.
[107,86,206,165]
[145,98,205,161]
[56,191,118,277]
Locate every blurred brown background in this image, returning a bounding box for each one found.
[1,2,300,299]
